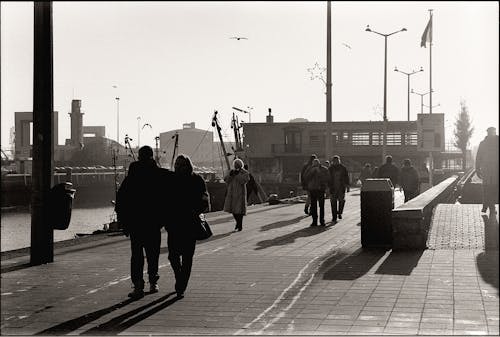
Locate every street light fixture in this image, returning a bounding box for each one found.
[365,25,407,162]
[411,89,433,114]
[232,106,252,123]
[394,66,424,121]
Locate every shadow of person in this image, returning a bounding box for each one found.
[321,248,388,280]
[260,215,309,232]
[79,292,180,335]
[255,225,329,250]
[477,213,499,293]
[37,296,138,335]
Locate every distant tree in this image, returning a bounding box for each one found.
[453,100,474,169]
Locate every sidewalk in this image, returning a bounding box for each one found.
[1,191,498,335]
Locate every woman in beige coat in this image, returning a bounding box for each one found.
[224,158,250,231]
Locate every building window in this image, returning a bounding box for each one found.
[352,132,370,145]
[386,132,401,145]
[405,132,418,145]
[284,130,301,153]
[309,135,321,147]
[372,132,382,145]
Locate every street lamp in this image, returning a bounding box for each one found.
[423,103,440,111]
[411,89,433,114]
[394,66,423,121]
[115,97,120,146]
[365,25,407,162]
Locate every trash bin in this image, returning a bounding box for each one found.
[49,182,76,230]
[360,178,394,248]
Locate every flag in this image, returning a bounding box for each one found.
[420,15,433,48]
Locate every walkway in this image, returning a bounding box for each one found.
[1,191,498,335]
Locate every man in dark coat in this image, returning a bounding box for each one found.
[377,155,400,188]
[476,127,499,214]
[328,155,350,223]
[116,146,170,299]
[301,154,317,215]
[400,159,420,202]
[305,158,329,226]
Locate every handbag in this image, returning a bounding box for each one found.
[196,213,213,240]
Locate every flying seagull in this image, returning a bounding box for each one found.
[230,36,248,41]
[341,42,352,49]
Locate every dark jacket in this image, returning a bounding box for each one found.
[328,164,350,192]
[377,163,400,187]
[167,172,209,237]
[476,135,499,186]
[301,162,313,190]
[400,166,420,192]
[305,165,330,191]
[115,159,170,233]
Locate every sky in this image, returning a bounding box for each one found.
[1,1,498,151]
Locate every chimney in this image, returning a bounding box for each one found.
[69,99,83,146]
[266,108,274,123]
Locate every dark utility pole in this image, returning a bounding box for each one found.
[31,1,54,265]
[325,0,332,162]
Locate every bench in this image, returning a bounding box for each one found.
[392,176,459,250]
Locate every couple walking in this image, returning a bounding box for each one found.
[116,146,209,300]
[301,154,350,226]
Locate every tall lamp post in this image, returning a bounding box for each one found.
[394,66,423,121]
[115,97,120,146]
[365,25,407,162]
[411,89,433,114]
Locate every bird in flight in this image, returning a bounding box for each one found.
[341,42,352,49]
[230,36,248,41]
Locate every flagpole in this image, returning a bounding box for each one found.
[428,9,433,186]
[429,9,433,114]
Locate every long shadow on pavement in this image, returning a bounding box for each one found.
[80,292,181,335]
[260,215,309,232]
[477,213,499,293]
[255,225,329,250]
[375,250,424,275]
[321,248,388,280]
[37,292,176,335]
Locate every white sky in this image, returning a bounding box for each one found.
[1,1,498,150]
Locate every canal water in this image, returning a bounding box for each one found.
[1,206,115,252]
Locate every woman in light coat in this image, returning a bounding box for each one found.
[224,158,250,231]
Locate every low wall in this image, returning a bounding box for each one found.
[392,175,459,250]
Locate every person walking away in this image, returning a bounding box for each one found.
[166,154,209,298]
[359,163,373,186]
[377,155,400,189]
[115,146,166,300]
[305,159,330,226]
[476,127,499,214]
[301,154,317,215]
[224,158,250,231]
[328,155,350,223]
[400,159,420,202]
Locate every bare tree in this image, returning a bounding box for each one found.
[453,100,474,169]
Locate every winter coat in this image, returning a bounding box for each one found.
[476,135,499,186]
[300,162,313,189]
[377,163,400,187]
[328,164,350,193]
[305,165,330,191]
[115,159,170,233]
[166,172,209,237]
[400,166,420,192]
[224,168,250,215]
